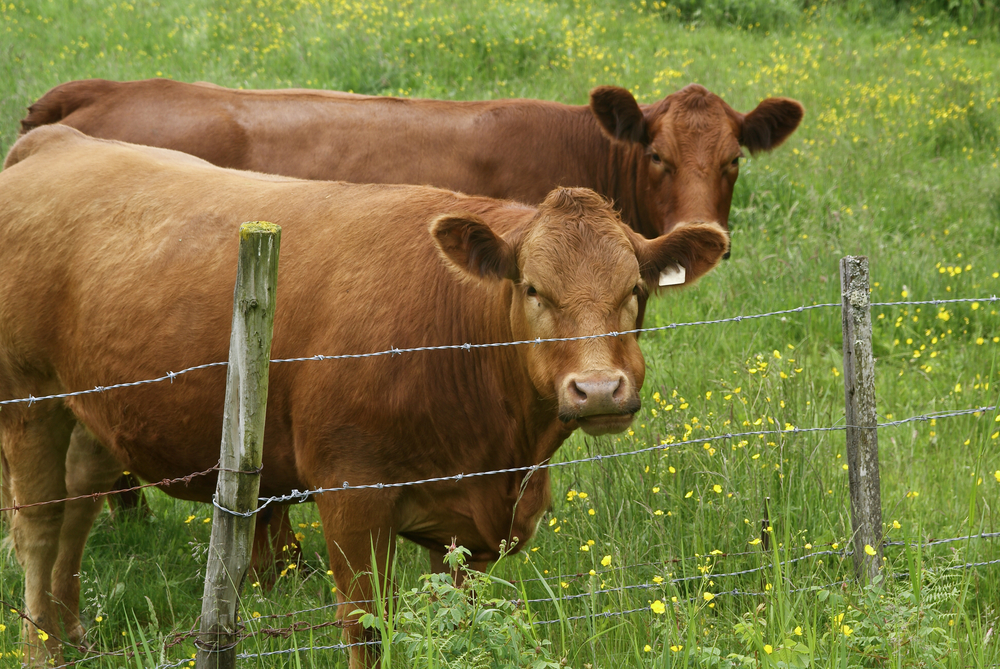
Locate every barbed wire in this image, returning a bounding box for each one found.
[209,403,995,517]
[5,294,995,412]
[0,466,221,515]
[871,296,999,307]
[2,402,991,517]
[18,549,998,667]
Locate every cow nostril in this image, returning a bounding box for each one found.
[611,377,626,401]
[722,250,731,260]
[569,380,588,403]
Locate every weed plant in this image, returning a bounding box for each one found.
[1,0,998,666]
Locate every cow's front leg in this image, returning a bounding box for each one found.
[53,423,124,644]
[3,403,75,667]
[249,503,298,587]
[314,489,398,669]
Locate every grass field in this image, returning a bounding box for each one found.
[1,0,999,667]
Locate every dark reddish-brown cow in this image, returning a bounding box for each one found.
[19,76,804,570]
[0,126,729,668]
[22,77,803,243]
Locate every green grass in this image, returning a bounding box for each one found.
[2,0,999,666]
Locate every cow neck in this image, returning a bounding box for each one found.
[603,138,654,238]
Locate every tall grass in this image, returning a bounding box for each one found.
[1,0,998,666]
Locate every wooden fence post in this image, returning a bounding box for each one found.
[840,256,883,582]
[196,222,281,669]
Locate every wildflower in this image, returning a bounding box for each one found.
[580,544,589,552]
[588,508,595,516]
[203,517,211,523]
[37,630,48,642]
[578,492,588,499]
[184,515,196,523]
[95,616,103,623]
[652,576,664,584]
[764,644,773,654]
[842,625,853,636]
[652,486,660,493]
[892,520,901,529]
[643,645,652,652]
[684,491,693,498]
[670,645,683,652]
[703,592,715,601]
[864,544,877,556]
[548,517,558,526]
[650,600,666,614]
[794,626,802,636]
[601,554,612,567]
[589,569,596,576]
[712,484,722,493]
[252,611,260,618]
[749,538,761,545]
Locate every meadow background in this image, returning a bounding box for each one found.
[1,0,999,666]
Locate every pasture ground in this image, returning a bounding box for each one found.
[1,0,999,666]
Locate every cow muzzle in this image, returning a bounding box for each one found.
[558,371,640,436]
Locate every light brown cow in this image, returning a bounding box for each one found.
[22,78,803,244]
[0,126,728,668]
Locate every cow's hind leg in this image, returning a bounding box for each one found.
[53,423,124,644]
[3,403,75,666]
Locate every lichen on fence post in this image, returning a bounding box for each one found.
[840,255,884,583]
[196,221,281,669]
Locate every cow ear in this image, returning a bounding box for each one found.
[630,222,729,291]
[740,98,804,154]
[590,86,649,146]
[431,214,518,282]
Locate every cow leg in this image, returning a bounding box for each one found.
[53,423,124,644]
[106,472,151,520]
[314,490,396,669]
[249,503,297,586]
[3,404,75,667]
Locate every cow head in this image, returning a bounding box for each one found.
[431,188,729,436]
[590,83,804,252]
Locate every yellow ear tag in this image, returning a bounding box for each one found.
[658,265,686,286]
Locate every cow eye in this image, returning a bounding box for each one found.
[632,285,640,296]
[650,152,662,165]
[526,285,537,297]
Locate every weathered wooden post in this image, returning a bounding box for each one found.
[196,222,281,669]
[840,256,883,582]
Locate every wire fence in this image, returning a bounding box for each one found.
[2,293,998,667]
